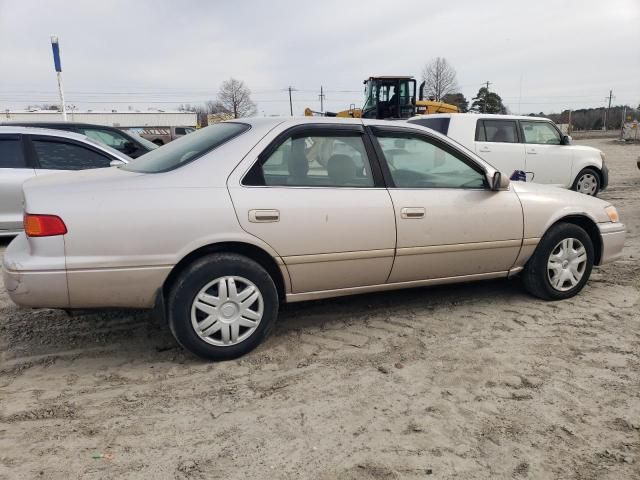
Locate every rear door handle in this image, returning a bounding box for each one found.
[478,146,491,153]
[527,148,537,154]
[401,207,425,219]
[249,209,280,223]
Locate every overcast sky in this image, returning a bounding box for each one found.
[1,0,638,115]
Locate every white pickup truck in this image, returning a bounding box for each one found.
[408,113,608,196]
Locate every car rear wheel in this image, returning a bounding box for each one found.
[572,168,600,196]
[167,253,279,360]
[522,223,594,300]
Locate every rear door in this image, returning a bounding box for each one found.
[474,119,526,178]
[25,135,114,176]
[228,124,397,293]
[0,135,35,233]
[519,120,573,187]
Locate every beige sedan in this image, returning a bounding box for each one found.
[2,117,626,360]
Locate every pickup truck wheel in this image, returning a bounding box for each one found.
[572,168,600,196]
[167,253,279,360]
[522,223,594,300]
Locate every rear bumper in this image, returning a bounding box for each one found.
[598,222,625,265]
[2,234,70,308]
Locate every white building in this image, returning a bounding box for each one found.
[1,110,197,127]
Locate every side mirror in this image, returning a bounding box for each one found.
[489,171,510,191]
[561,135,572,145]
[110,159,125,167]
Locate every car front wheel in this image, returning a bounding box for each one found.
[167,253,279,360]
[522,223,594,300]
[572,168,600,196]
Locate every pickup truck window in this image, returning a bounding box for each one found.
[476,120,519,143]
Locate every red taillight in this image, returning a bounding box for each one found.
[24,214,67,237]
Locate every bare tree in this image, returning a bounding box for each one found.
[421,57,459,101]
[216,78,257,118]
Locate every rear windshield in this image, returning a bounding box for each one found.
[408,117,450,135]
[122,122,250,173]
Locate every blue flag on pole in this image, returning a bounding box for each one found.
[51,38,62,72]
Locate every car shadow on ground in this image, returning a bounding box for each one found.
[0,275,525,370]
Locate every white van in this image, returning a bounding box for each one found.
[408,114,608,196]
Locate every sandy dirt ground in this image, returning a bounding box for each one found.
[1,139,639,479]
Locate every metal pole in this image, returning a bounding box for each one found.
[50,36,67,121]
[56,71,67,121]
[319,86,324,113]
[289,87,293,116]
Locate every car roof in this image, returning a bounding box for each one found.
[0,125,93,139]
[0,121,121,129]
[409,113,552,122]
[0,126,130,162]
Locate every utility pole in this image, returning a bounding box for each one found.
[319,86,325,113]
[482,81,491,113]
[287,86,296,116]
[50,35,67,121]
[604,89,613,130]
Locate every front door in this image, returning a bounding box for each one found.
[228,125,396,293]
[370,126,523,283]
[520,120,573,187]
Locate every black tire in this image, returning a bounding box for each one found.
[167,253,279,360]
[571,168,601,196]
[522,223,594,300]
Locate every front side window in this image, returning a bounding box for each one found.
[520,121,561,145]
[123,122,249,173]
[32,139,112,170]
[0,137,26,168]
[376,133,486,189]
[80,128,130,150]
[476,120,519,143]
[245,133,374,187]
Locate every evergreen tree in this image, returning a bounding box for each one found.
[470,87,507,114]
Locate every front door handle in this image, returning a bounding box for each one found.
[527,148,537,154]
[401,207,425,219]
[249,209,280,223]
[478,146,491,153]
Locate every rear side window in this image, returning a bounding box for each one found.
[244,133,374,187]
[123,122,249,173]
[0,137,26,168]
[408,117,450,135]
[175,127,186,135]
[32,139,112,170]
[476,120,519,143]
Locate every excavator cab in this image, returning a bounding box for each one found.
[361,76,417,119]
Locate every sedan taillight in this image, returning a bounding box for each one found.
[24,214,67,237]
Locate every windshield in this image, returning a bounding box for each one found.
[122,122,250,173]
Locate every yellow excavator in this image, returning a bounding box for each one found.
[304,76,459,119]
